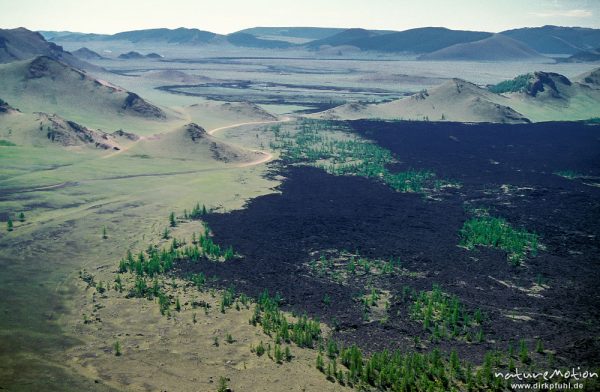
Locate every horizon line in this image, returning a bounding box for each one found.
[2,23,597,37]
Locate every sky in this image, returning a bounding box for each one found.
[0,0,598,34]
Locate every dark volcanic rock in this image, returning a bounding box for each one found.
[111,129,140,141]
[121,92,165,119]
[184,123,208,142]
[526,71,572,97]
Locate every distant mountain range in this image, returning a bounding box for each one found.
[34,26,600,55]
[35,25,600,59]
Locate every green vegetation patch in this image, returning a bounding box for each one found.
[0,140,17,146]
[249,290,322,348]
[488,73,532,94]
[405,284,484,342]
[269,119,459,194]
[460,215,539,265]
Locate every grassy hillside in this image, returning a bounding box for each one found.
[0,56,177,134]
[313,78,530,123]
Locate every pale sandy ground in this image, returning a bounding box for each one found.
[64,219,344,392]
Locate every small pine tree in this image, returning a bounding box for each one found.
[169,212,177,227]
[6,218,13,232]
[285,346,292,362]
[535,339,544,354]
[175,297,181,312]
[519,339,530,364]
[102,226,107,239]
[256,341,265,356]
[217,376,228,392]
[202,204,207,215]
[226,334,234,344]
[114,341,122,356]
[18,212,25,222]
[162,227,170,239]
[316,353,325,372]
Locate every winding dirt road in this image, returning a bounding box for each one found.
[102,117,291,168]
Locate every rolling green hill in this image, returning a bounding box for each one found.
[0,56,173,133]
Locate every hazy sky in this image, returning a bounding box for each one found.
[1,0,599,34]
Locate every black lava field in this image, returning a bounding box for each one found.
[177,120,600,365]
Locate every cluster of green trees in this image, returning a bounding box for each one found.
[488,73,532,94]
[194,227,235,261]
[118,233,234,279]
[406,284,484,342]
[460,215,539,265]
[316,340,550,391]
[118,248,176,277]
[268,119,454,194]
[187,202,208,219]
[252,340,293,364]
[249,290,322,349]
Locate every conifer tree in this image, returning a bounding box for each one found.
[6,218,13,232]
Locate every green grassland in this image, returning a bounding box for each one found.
[0,86,282,390]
